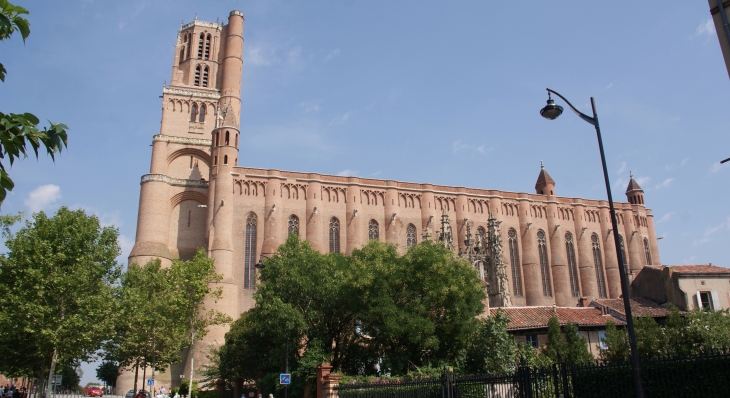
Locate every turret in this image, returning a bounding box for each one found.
[625,172,644,205]
[534,161,555,196]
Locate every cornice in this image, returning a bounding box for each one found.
[163,87,221,100]
[180,20,222,32]
[141,173,209,188]
[153,134,211,147]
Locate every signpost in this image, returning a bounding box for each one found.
[147,379,155,387]
[279,374,291,385]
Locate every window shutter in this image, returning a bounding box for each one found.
[696,291,703,310]
[711,291,721,310]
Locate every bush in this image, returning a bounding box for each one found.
[179,381,198,398]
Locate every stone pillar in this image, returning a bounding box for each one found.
[322,373,342,398]
[315,363,333,398]
[262,170,283,257]
[546,199,569,306]
[645,209,661,266]
[384,180,399,245]
[346,178,362,254]
[455,189,468,253]
[129,176,173,267]
[572,200,596,300]
[517,194,540,306]
[599,204,620,299]
[306,175,324,253]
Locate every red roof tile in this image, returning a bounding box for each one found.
[489,306,625,331]
[591,297,673,318]
[668,265,730,275]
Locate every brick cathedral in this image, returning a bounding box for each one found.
[124,10,661,392]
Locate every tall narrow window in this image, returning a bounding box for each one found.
[223,155,228,165]
[565,232,580,297]
[619,235,628,269]
[204,34,211,59]
[643,238,652,265]
[225,131,230,145]
[190,104,198,122]
[508,229,523,297]
[406,224,417,247]
[244,213,257,289]
[179,47,184,63]
[199,104,206,123]
[194,65,201,86]
[190,156,194,169]
[477,226,487,250]
[185,34,191,60]
[592,233,607,298]
[368,220,379,240]
[214,132,219,146]
[329,217,340,253]
[235,134,239,148]
[187,210,191,228]
[197,33,204,58]
[288,215,299,236]
[213,156,217,166]
[537,230,552,297]
[202,67,209,87]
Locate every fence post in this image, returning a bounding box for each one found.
[315,363,333,398]
[560,362,570,398]
[516,366,532,398]
[321,373,341,398]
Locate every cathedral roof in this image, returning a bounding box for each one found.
[625,172,643,193]
[534,161,555,190]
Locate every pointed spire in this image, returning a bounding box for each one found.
[625,171,645,205]
[535,161,555,196]
[625,171,643,194]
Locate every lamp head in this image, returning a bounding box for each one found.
[255,259,265,269]
[540,93,563,120]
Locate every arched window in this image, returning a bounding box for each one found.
[214,132,219,146]
[204,34,211,59]
[644,238,652,265]
[619,235,628,269]
[537,230,552,297]
[179,47,184,63]
[368,220,379,240]
[190,104,198,122]
[199,104,206,123]
[406,224,417,247]
[202,66,209,87]
[197,33,204,58]
[288,215,299,236]
[565,232,580,297]
[194,65,201,86]
[225,131,230,145]
[185,34,191,60]
[243,213,257,289]
[329,217,340,253]
[477,226,487,250]
[235,134,239,148]
[213,156,217,166]
[223,155,228,165]
[592,233,608,298]
[508,229,523,297]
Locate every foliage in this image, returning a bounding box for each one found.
[0,207,120,384]
[537,317,592,366]
[540,316,565,363]
[464,310,516,374]
[61,364,81,391]
[179,380,198,398]
[0,1,68,204]
[96,361,119,388]
[219,237,485,395]
[598,320,629,363]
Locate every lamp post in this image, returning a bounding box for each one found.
[540,88,644,398]
[254,257,289,398]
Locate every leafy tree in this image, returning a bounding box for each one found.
[540,316,565,363]
[634,316,666,357]
[598,320,629,363]
[464,310,517,374]
[96,362,119,391]
[171,249,232,389]
[61,364,81,391]
[0,0,68,204]
[0,207,120,396]
[562,323,594,365]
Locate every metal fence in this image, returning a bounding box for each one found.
[325,351,730,398]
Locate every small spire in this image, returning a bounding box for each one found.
[630,171,633,179]
[194,13,198,20]
[540,160,544,169]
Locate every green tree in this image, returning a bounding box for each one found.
[0,207,120,395]
[96,362,119,391]
[598,320,629,363]
[464,310,517,374]
[61,364,81,391]
[541,316,565,363]
[171,249,232,389]
[562,323,594,365]
[0,1,68,204]
[634,316,666,357]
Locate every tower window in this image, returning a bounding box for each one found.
[329,217,340,253]
[244,212,257,289]
[288,215,299,236]
[406,224,417,247]
[179,47,184,63]
[204,34,211,60]
[592,233,608,298]
[202,66,209,87]
[197,33,204,58]
[194,65,201,86]
[223,155,228,165]
[235,134,239,148]
[508,228,523,297]
[565,232,580,297]
[190,104,198,122]
[187,210,191,228]
[185,33,191,60]
[215,132,219,146]
[225,131,230,145]
[537,230,552,297]
[213,156,217,165]
[199,104,206,123]
[368,220,379,241]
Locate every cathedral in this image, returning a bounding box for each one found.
[125,10,661,392]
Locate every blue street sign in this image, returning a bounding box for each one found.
[279,374,291,385]
[147,379,154,386]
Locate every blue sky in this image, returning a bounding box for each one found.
[1,0,730,385]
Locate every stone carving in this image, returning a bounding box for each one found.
[436,210,455,251]
[153,134,212,147]
[141,173,209,188]
[163,87,221,100]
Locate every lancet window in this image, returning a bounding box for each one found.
[537,230,552,297]
[199,104,206,123]
[644,238,652,265]
[508,228,523,297]
[592,233,607,298]
[197,33,204,58]
[244,213,257,289]
[194,65,201,86]
[406,224,417,247]
[368,220,379,241]
[190,104,198,122]
[288,215,299,236]
[565,232,580,297]
[202,66,209,87]
[204,34,211,59]
[329,217,340,253]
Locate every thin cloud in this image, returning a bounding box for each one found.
[299,100,320,113]
[452,140,490,155]
[330,112,351,125]
[710,162,724,173]
[617,161,627,175]
[694,18,715,37]
[657,211,675,224]
[665,158,689,171]
[337,169,357,177]
[693,216,730,246]
[605,80,617,89]
[118,234,134,263]
[324,48,340,62]
[652,178,675,190]
[247,45,277,66]
[25,184,61,213]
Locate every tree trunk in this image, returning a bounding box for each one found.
[142,361,147,392]
[46,348,58,398]
[188,328,195,398]
[133,361,139,395]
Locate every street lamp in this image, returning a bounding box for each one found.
[254,257,289,398]
[540,88,644,398]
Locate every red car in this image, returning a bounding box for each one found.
[84,386,103,397]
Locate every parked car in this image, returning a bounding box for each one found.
[83,386,103,397]
[125,390,151,398]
